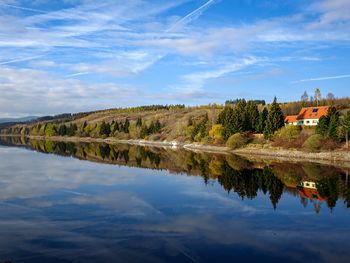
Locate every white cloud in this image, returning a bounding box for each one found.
[0,0,349,116]
[0,66,139,117]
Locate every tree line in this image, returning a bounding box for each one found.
[216,97,284,140]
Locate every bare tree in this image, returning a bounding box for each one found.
[327,92,335,100]
[314,88,321,106]
[301,91,309,102]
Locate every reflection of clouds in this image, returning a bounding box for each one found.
[182,188,257,213]
[0,146,147,201]
[1,146,350,262]
[67,192,163,217]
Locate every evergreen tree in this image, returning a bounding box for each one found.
[316,116,329,136]
[344,111,350,133]
[154,119,162,132]
[197,114,209,138]
[234,99,248,132]
[264,97,284,139]
[110,121,117,135]
[246,101,259,131]
[66,124,77,136]
[328,115,339,140]
[58,125,67,136]
[123,118,130,133]
[99,121,111,136]
[256,107,268,133]
[136,117,142,127]
[316,106,340,140]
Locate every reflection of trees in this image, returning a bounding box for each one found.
[219,163,284,209]
[317,176,339,210]
[1,136,349,211]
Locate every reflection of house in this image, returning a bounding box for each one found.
[298,181,326,213]
[285,106,329,126]
[298,185,326,202]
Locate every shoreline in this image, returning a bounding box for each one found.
[1,134,350,167]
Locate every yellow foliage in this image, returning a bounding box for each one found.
[209,124,223,139]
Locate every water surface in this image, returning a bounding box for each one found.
[0,137,349,263]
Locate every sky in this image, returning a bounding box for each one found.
[0,0,349,117]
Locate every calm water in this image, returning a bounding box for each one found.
[0,136,350,263]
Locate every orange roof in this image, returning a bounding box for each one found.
[298,187,326,202]
[285,115,298,123]
[297,106,329,120]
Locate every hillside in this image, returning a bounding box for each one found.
[1,98,350,153]
[0,116,38,124]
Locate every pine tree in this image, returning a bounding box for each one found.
[316,106,340,140]
[235,99,248,132]
[256,107,268,133]
[222,107,235,140]
[246,101,259,131]
[316,116,329,136]
[154,120,162,132]
[58,125,67,136]
[123,119,130,133]
[328,115,339,140]
[136,117,142,127]
[264,97,284,139]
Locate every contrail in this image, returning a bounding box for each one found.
[292,74,350,83]
[0,3,46,13]
[0,55,45,65]
[166,0,219,32]
[65,72,90,78]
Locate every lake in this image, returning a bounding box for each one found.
[0,136,349,263]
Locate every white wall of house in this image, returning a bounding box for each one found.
[298,119,319,126]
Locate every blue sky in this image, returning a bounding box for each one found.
[0,0,349,117]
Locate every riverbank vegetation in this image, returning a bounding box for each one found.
[1,90,350,153]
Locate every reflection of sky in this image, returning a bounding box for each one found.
[0,145,350,263]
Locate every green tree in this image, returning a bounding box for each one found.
[123,119,130,133]
[246,101,259,131]
[315,106,340,140]
[328,114,339,141]
[58,125,67,136]
[44,123,57,136]
[99,121,111,136]
[256,107,268,133]
[343,111,350,149]
[66,123,77,136]
[316,116,329,136]
[136,117,142,127]
[264,97,284,139]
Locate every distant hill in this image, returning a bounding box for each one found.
[0,116,39,124]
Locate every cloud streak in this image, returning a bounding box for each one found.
[292,74,350,83]
[166,0,219,32]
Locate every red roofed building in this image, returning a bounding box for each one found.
[284,115,298,125]
[285,106,329,126]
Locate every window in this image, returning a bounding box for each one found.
[312,108,318,113]
[306,120,310,124]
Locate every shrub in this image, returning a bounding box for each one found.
[209,124,223,140]
[302,134,323,152]
[275,125,301,142]
[226,133,249,149]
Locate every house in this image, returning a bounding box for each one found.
[285,106,329,126]
[284,115,298,126]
